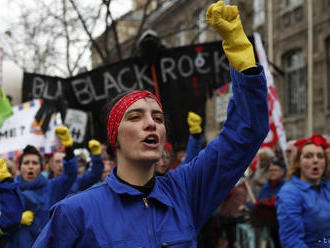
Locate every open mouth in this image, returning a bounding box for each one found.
[144,135,159,144]
[143,134,159,147]
[26,171,35,179]
[311,167,321,175]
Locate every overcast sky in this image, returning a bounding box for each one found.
[0,0,133,34]
[0,0,133,76]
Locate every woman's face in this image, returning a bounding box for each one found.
[299,144,326,185]
[116,97,166,164]
[20,154,41,181]
[50,152,65,178]
[155,150,171,175]
[267,164,285,181]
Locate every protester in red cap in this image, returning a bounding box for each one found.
[276,134,330,248]
[33,1,269,247]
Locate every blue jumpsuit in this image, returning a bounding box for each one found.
[276,176,330,248]
[70,155,104,194]
[33,65,268,248]
[0,181,23,235]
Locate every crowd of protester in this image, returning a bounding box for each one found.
[0,101,330,248]
[1,114,330,247]
[1,1,329,247]
[197,134,330,248]
[2,113,329,248]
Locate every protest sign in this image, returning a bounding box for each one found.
[22,41,231,148]
[64,109,88,144]
[0,99,57,156]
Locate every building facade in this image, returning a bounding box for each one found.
[255,0,330,140]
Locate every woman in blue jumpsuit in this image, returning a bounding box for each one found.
[276,134,330,248]
[33,1,269,247]
[5,144,77,248]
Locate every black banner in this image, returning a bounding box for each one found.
[22,41,230,149]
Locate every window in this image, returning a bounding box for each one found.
[195,9,207,43]
[323,0,330,8]
[283,0,303,7]
[179,24,186,46]
[327,38,330,109]
[174,24,186,47]
[283,50,306,115]
[254,0,265,27]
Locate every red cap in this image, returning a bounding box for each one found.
[294,134,329,153]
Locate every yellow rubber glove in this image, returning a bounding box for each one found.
[187,112,202,134]
[0,159,11,182]
[89,139,102,156]
[206,1,256,72]
[21,210,34,226]
[55,126,73,147]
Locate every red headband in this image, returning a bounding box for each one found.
[107,91,162,152]
[294,134,329,153]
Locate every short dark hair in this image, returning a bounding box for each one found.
[18,145,43,170]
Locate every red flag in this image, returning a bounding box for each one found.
[254,33,287,150]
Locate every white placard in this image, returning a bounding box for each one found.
[64,109,88,143]
[0,99,57,154]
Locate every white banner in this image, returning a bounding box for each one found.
[254,32,287,151]
[0,99,57,154]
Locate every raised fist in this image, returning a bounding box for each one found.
[187,112,202,134]
[55,126,74,147]
[0,159,11,181]
[89,140,102,156]
[206,1,256,72]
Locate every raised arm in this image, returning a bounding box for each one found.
[168,1,268,230]
[70,140,104,193]
[181,112,203,164]
[49,126,77,204]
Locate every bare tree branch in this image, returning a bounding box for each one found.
[62,0,73,75]
[103,0,122,60]
[68,0,106,62]
[129,0,154,57]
